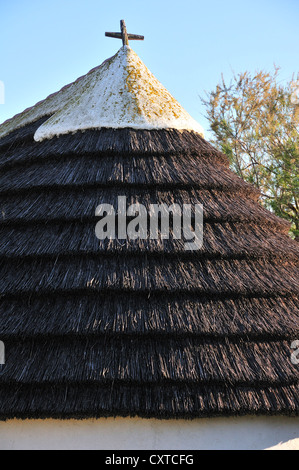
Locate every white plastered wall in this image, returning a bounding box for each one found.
[0,416,298,450]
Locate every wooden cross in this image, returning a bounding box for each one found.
[105,20,144,46]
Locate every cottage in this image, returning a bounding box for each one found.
[0,22,298,450]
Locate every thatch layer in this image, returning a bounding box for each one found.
[0,293,298,338]
[0,336,298,384]
[0,119,298,419]
[0,128,229,169]
[0,383,298,420]
[0,153,256,194]
[0,256,298,297]
[0,116,50,153]
[0,187,289,230]
[0,221,297,259]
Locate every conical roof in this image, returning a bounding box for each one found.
[0,46,204,142]
[0,45,298,420]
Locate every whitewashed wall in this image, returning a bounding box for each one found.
[0,416,298,450]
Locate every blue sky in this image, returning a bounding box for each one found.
[0,0,298,134]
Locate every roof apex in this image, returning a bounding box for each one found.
[33,45,204,141]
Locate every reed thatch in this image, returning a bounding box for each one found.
[0,118,298,420]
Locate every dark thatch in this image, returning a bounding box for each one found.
[0,120,298,421]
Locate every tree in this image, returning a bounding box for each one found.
[201,67,299,240]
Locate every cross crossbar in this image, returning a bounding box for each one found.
[105,20,144,46]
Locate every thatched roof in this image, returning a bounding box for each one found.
[0,47,298,420]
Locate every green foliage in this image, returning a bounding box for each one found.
[202,68,299,240]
